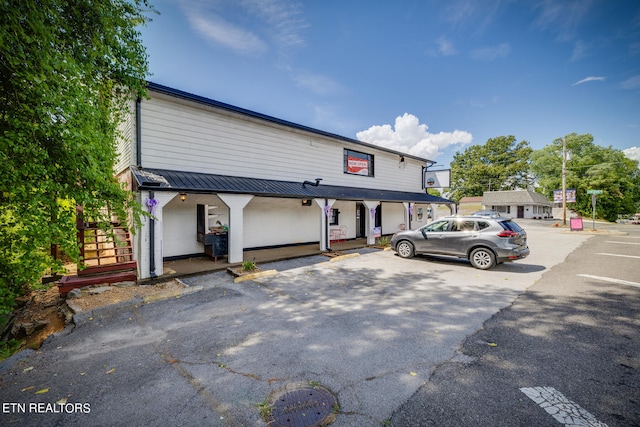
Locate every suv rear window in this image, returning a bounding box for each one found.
[499,220,523,232]
[477,221,491,230]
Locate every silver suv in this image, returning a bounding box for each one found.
[390,216,530,270]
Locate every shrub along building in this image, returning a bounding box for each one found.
[115,82,454,280]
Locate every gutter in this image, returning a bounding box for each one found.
[136,97,142,167]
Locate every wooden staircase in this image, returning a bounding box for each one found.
[58,220,137,296]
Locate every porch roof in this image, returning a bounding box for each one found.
[132,167,454,205]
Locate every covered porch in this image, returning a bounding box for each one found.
[131,167,455,280]
[158,238,370,281]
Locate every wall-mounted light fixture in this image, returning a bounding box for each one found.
[303,178,323,187]
[301,199,312,206]
[398,155,406,169]
[179,192,187,202]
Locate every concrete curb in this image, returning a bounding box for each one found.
[329,253,360,262]
[232,269,278,283]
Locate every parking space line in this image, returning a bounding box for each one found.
[520,386,608,426]
[577,274,640,289]
[596,253,640,259]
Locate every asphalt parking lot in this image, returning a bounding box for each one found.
[0,221,621,426]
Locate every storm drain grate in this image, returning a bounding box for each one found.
[268,385,338,427]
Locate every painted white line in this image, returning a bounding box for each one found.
[577,274,640,289]
[606,241,640,245]
[597,253,640,259]
[520,386,608,426]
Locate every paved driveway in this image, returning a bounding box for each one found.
[1,222,592,426]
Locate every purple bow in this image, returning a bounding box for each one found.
[146,198,158,215]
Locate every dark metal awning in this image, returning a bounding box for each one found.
[131,167,454,204]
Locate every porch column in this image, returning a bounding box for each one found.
[362,200,380,245]
[139,191,178,280]
[218,194,253,264]
[315,198,335,251]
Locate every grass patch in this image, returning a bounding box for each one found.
[0,339,24,361]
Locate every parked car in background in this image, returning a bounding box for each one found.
[390,216,530,270]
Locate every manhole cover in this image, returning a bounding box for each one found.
[267,385,338,427]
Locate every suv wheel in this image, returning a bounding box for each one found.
[469,247,496,270]
[396,240,415,259]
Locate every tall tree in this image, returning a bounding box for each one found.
[530,133,640,222]
[0,0,155,313]
[449,135,533,201]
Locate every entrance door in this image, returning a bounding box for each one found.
[517,206,524,218]
[356,203,366,238]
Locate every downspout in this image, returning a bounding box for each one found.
[325,198,331,252]
[136,97,142,167]
[149,190,157,278]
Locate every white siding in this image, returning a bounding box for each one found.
[139,94,426,192]
[331,201,356,239]
[381,202,406,234]
[115,99,136,175]
[244,197,319,248]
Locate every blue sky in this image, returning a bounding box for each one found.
[140,0,640,167]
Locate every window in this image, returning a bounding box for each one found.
[451,220,475,232]
[492,205,511,214]
[330,208,339,226]
[477,221,491,230]
[344,149,374,177]
[424,220,449,232]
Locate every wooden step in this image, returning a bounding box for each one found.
[58,270,137,297]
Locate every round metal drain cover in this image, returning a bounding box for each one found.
[268,385,338,427]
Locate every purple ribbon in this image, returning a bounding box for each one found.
[324,205,332,217]
[146,198,158,216]
[370,207,377,218]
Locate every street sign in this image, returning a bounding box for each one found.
[587,189,603,194]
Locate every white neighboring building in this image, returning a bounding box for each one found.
[482,190,553,219]
[116,82,455,279]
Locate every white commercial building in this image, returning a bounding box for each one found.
[115,82,454,279]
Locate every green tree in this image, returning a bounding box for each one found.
[449,135,533,201]
[530,133,640,222]
[0,0,155,313]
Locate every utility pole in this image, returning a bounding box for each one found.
[562,137,567,226]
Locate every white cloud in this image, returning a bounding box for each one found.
[572,76,605,86]
[621,75,640,90]
[241,0,308,50]
[624,147,640,162]
[356,113,473,160]
[187,13,268,54]
[180,0,307,56]
[533,0,593,42]
[470,43,510,60]
[437,37,457,56]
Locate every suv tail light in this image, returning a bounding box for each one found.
[497,230,519,238]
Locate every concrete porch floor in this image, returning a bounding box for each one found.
[159,238,371,280]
